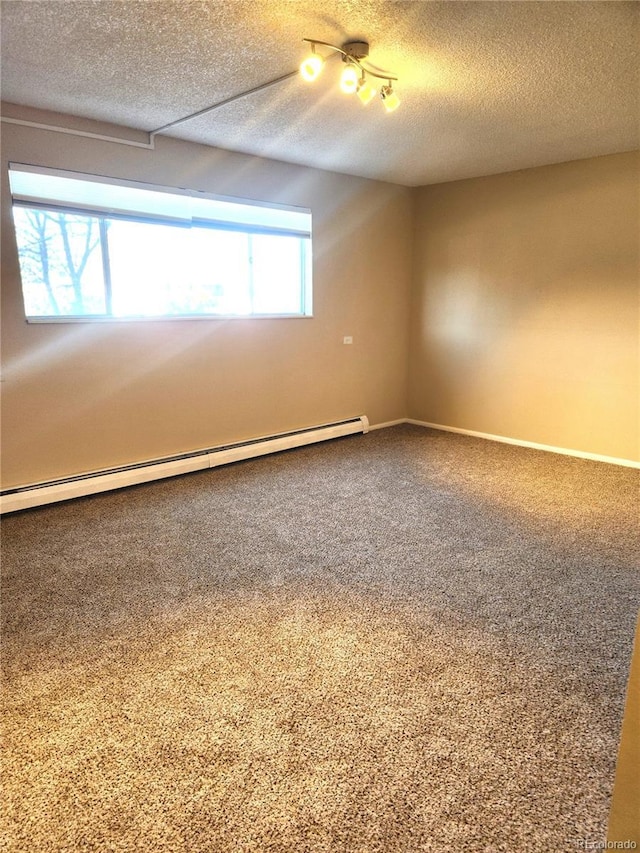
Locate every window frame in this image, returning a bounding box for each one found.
[9,165,313,323]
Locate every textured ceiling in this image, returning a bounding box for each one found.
[1,0,638,186]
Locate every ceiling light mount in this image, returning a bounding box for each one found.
[341,41,370,62]
[300,38,400,111]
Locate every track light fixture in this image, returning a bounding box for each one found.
[340,64,359,95]
[380,83,400,113]
[300,38,400,112]
[356,75,377,106]
[300,43,324,82]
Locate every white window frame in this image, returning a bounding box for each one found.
[8,163,313,322]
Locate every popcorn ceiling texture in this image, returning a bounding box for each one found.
[2,425,639,852]
[0,0,638,185]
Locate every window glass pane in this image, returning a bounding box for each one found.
[13,207,106,316]
[11,190,312,319]
[190,227,251,315]
[108,220,252,316]
[251,235,306,315]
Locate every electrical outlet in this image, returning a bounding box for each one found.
[343,336,353,345]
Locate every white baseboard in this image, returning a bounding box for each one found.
[406,419,640,469]
[3,415,637,514]
[369,418,407,431]
[0,416,369,514]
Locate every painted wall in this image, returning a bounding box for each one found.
[2,110,637,490]
[409,151,640,462]
[0,108,413,488]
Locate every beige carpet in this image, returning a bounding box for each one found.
[2,425,639,852]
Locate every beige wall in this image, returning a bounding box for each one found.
[409,151,640,462]
[2,110,638,490]
[0,108,413,488]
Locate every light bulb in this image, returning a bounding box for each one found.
[381,84,400,113]
[339,64,359,95]
[300,52,324,82]
[356,77,376,106]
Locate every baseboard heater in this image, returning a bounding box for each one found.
[0,415,369,514]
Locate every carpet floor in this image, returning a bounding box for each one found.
[2,425,639,852]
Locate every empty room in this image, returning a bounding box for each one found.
[1,1,638,851]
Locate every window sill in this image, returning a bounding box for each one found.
[25,313,314,323]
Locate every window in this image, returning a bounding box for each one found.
[8,164,312,320]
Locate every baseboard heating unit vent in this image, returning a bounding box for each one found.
[1,416,369,514]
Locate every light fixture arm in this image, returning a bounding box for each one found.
[149,71,299,138]
[301,38,398,82]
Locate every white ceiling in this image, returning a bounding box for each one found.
[1,1,638,186]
